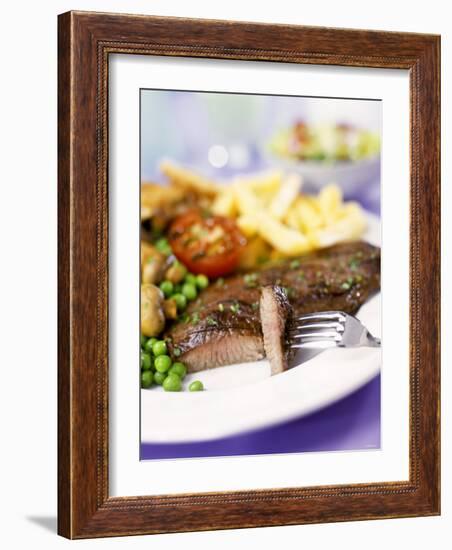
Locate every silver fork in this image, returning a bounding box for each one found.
[289,311,381,350]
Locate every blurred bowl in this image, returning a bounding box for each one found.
[266,153,380,196]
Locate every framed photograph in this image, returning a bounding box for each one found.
[58,11,440,538]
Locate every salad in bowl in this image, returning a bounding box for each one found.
[267,121,380,193]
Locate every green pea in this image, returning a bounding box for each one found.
[141,351,152,370]
[153,371,166,385]
[154,354,172,373]
[189,380,204,392]
[155,238,172,255]
[182,282,197,301]
[195,274,209,289]
[184,273,197,285]
[169,362,187,379]
[163,373,182,392]
[152,340,167,357]
[159,280,174,298]
[141,370,154,388]
[144,337,157,353]
[172,293,187,311]
[140,335,148,348]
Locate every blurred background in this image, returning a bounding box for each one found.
[141,89,381,213]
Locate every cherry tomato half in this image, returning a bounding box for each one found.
[168,211,246,278]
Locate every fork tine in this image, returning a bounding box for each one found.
[292,332,342,344]
[290,331,343,341]
[293,330,339,340]
[296,311,346,322]
[290,310,380,350]
[289,321,344,332]
[291,336,340,348]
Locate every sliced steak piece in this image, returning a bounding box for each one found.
[260,286,293,375]
[167,301,264,373]
[166,241,380,372]
[176,332,264,373]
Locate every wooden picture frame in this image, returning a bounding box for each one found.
[58,11,440,538]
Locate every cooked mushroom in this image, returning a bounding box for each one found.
[141,284,165,337]
[163,298,178,320]
[260,285,293,375]
[164,260,187,284]
[141,242,166,284]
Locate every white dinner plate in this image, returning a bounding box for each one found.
[141,213,381,443]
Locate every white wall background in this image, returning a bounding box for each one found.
[0,1,449,548]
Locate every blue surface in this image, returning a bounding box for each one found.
[141,375,380,460]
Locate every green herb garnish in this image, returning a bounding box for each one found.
[285,287,295,298]
[179,313,190,324]
[244,273,259,288]
[191,312,200,325]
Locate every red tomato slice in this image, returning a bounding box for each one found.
[168,211,246,278]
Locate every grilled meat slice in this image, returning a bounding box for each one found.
[260,286,293,375]
[166,241,380,371]
[169,301,264,373]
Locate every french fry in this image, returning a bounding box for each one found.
[284,205,301,231]
[256,214,312,256]
[336,201,364,220]
[312,201,367,248]
[246,170,283,194]
[141,182,185,204]
[293,196,324,233]
[140,182,185,220]
[233,180,263,216]
[236,214,259,238]
[159,160,219,197]
[268,173,303,221]
[211,187,237,217]
[318,183,343,224]
[147,161,368,261]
